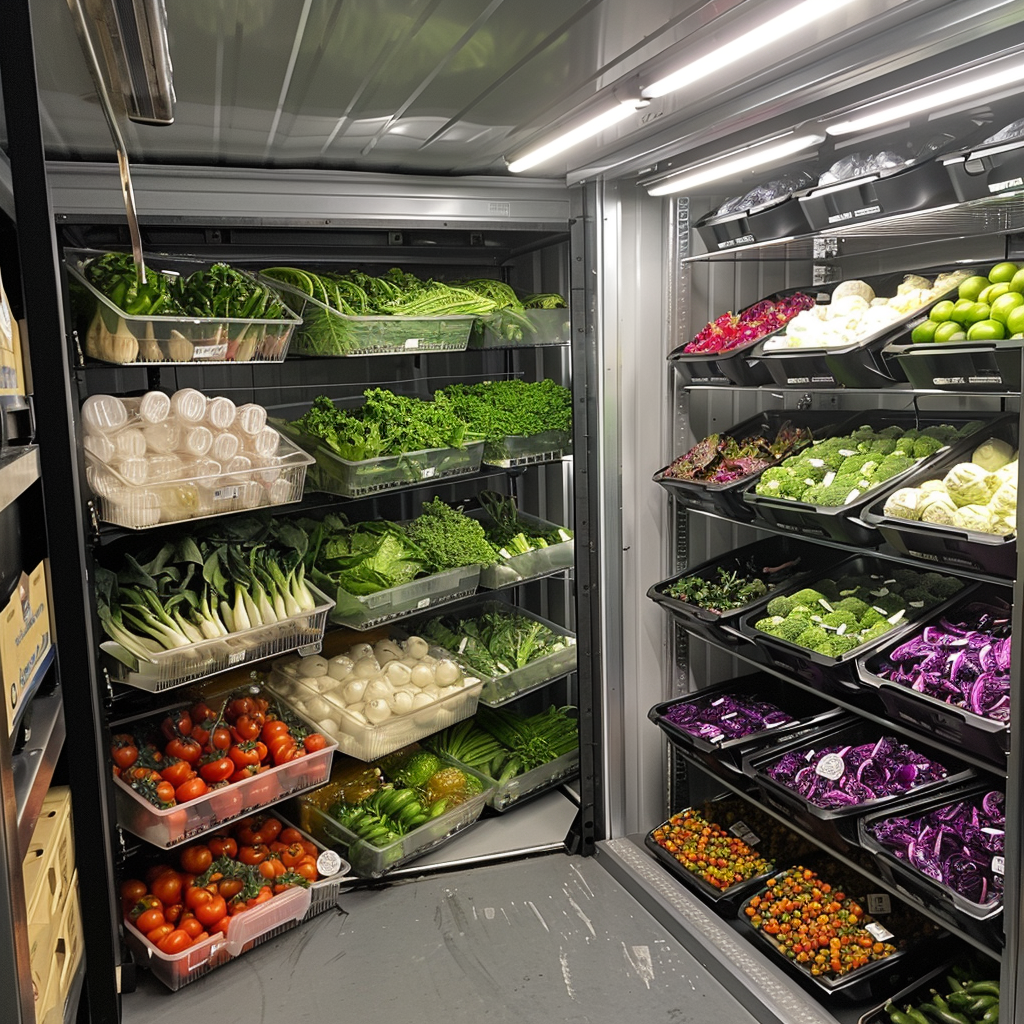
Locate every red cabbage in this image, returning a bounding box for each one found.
[763,735,948,809]
[662,692,794,743]
[869,791,1005,906]
[876,601,1011,723]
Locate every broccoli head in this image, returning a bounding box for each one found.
[816,482,862,506]
[874,454,917,482]
[755,615,786,636]
[822,610,859,630]
[877,425,906,440]
[862,620,894,642]
[874,593,907,614]
[815,579,842,602]
[794,625,831,652]
[861,607,889,627]
[834,596,870,618]
[789,588,826,607]
[912,436,944,459]
[923,574,963,599]
[776,617,812,643]
[901,587,931,606]
[820,634,862,658]
[868,437,898,456]
[801,483,829,504]
[787,604,817,621]
[755,467,791,494]
[766,595,794,617]
[892,569,926,588]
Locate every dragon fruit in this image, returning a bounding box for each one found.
[684,292,816,355]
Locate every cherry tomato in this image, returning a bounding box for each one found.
[303,733,327,754]
[179,846,213,875]
[129,895,163,919]
[190,701,213,723]
[194,896,227,928]
[157,928,193,954]
[233,715,261,742]
[166,737,202,764]
[212,915,231,937]
[145,923,174,944]
[229,768,258,784]
[155,781,176,805]
[135,908,166,933]
[179,916,204,939]
[160,759,193,789]
[150,871,184,906]
[161,711,193,743]
[300,840,318,859]
[294,860,318,882]
[200,757,234,784]
[175,777,209,803]
[227,698,256,721]
[163,903,184,924]
[257,859,278,881]
[191,724,210,747]
[207,836,238,859]
[234,819,265,846]
[258,818,282,843]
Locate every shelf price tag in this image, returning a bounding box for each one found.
[992,856,1005,876]
[404,339,422,348]
[866,894,891,916]
[214,485,241,502]
[728,821,761,847]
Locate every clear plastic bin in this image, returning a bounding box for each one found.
[482,429,572,468]
[121,814,350,990]
[327,564,482,630]
[299,771,492,877]
[85,429,314,529]
[470,308,571,348]
[111,697,337,848]
[262,277,475,356]
[478,511,574,589]
[277,418,485,498]
[66,249,300,365]
[101,582,335,692]
[484,749,579,811]
[265,661,483,762]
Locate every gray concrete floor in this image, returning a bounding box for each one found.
[122,850,762,1024]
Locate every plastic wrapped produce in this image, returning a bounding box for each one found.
[817,151,905,186]
[943,462,998,506]
[972,438,1014,472]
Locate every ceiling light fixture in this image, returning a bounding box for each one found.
[642,0,858,99]
[506,99,645,173]
[646,133,824,196]
[827,61,1024,136]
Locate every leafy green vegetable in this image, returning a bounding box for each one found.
[436,379,571,443]
[404,498,498,571]
[665,567,768,612]
[478,491,573,558]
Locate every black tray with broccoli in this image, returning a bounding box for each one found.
[653,410,843,522]
[742,413,991,545]
[737,557,973,694]
[646,536,835,647]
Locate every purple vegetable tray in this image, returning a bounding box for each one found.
[857,584,1012,767]
[858,783,1005,943]
[648,671,844,777]
[653,409,845,522]
[746,718,974,852]
[646,535,837,649]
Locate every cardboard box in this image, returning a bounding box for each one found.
[2,559,53,735]
[33,789,75,905]
[0,269,26,398]
[37,872,81,1024]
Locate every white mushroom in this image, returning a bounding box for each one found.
[403,636,429,660]
[327,656,354,681]
[434,660,462,687]
[342,678,368,705]
[297,655,329,677]
[364,698,392,724]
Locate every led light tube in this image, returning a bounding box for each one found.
[643,0,858,99]
[646,134,824,196]
[506,102,640,173]
[827,62,1024,136]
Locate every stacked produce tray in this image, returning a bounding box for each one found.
[747,718,973,850]
[263,275,475,356]
[736,554,975,693]
[66,249,300,365]
[121,813,350,990]
[471,307,570,348]
[884,333,1019,393]
[943,134,1024,202]
[750,271,964,389]
[796,160,958,232]
[856,584,1012,765]
[741,410,992,545]
[483,429,571,468]
[101,581,334,692]
[476,510,575,589]
[694,195,810,253]
[648,673,844,778]
[652,409,841,522]
[861,418,1017,577]
[646,535,835,648]
[857,962,1001,1024]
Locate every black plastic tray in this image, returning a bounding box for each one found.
[648,672,844,775]
[861,416,1017,578]
[736,554,976,694]
[944,135,1024,202]
[694,194,811,252]
[858,782,1005,925]
[797,159,958,232]
[643,814,780,917]
[646,536,836,648]
[857,584,1012,766]
[747,718,974,850]
[741,410,988,546]
[668,286,821,387]
[856,960,985,1024]
[752,270,963,389]
[884,325,1018,393]
[653,410,842,521]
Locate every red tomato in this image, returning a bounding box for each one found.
[179,846,213,875]
[212,915,231,937]
[238,844,269,866]
[257,818,282,843]
[207,836,238,859]
[229,768,258,784]
[218,879,244,900]
[294,859,318,882]
[303,734,328,754]
[163,903,184,924]
[226,698,255,721]
[194,896,227,927]
[146,923,174,944]
[161,711,193,742]
[233,715,261,742]
[209,727,232,751]
[111,742,139,770]
[200,757,234,784]
[185,887,214,911]
[157,929,193,954]
[281,843,305,869]
[278,827,304,845]
[179,916,204,939]
[136,908,166,933]
[155,781,176,805]
[166,737,202,764]
[229,743,260,769]
[175,777,209,803]
[119,879,147,910]
[160,760,193,789]
[261,720,290,742]
[150,871,183,906]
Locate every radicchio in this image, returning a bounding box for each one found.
[764,735,948,809]
[684,293,816,355]
[662,692,794,743]
[869,791,1005,906]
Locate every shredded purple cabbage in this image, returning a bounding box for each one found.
[869,791,1005,906]
[662,692,794,743]
[876,601,1012,723]
[764,735,948,809]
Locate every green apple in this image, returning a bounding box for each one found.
[933,321,965,343]
[958,275,990,301]
[911,320,938,343]
[979,285,994,304]
[986,282,1011,302]
[990,292,1024,324]
[988,262,1020,284]
[967,319,1007,341]
[929,300,956,322]
[949,299,974,323]
[1005,305,1024,335]
[964,302,992,324]
[1009,269,1024,294]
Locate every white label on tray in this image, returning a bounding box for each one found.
[990,177,1024,193]
[867,893,892,916]
[865,921,895,942]
[404,339,422,348]
[416,597,431,609]
[214,486,241,501]
[317,850,344,877]
[992,855,1005,876]
[193,343,230,360]
[718,234,755,249]
[933,377,967,386]
[855,205,882,218]
[828,211,854,224]
[421,467,437,479]
[227,651,247,665]
[728,821,761,846]
[815,753,846,780]
[786,377,810,384]
[969,376,1003,384]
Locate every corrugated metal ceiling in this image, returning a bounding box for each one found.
[11,0,1024,182]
